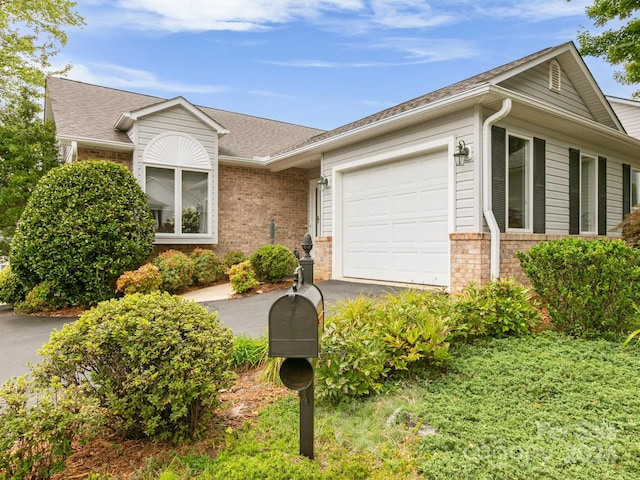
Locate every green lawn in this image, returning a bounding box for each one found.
[145,332,640,479]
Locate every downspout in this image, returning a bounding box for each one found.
[482,98,512,280]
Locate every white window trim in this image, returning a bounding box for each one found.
[505,131,533,233]
[144,164,214,241]
[579,153,598,235]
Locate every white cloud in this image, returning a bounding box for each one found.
[472,0,590,22]
[113,0,365,32]
[64,62,230,94]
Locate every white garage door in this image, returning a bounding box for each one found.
[341,151,449,286]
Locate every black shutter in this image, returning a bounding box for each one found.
[533,137,546,233]
[492,126,506,232]
[569,148,580,234]
[623,163,631,217]
[598,157,607,235]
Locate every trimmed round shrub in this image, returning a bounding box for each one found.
[516,237,640,336]
[153,249,194,292]
[34,292,236,443]
[223,250,246,269]
[116,263,162,295]
[249,244,298,283]
[9,160,155,306]
[191,248,224,285]
[228,260,259,294]
[0,265,25,305]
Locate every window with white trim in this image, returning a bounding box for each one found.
[142,132,214,240]
[507,134,531,230]
[580,155,597,233]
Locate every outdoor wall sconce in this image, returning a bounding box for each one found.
[317,176,329,191]
[453,140,470,167]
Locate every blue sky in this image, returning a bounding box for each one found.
[56,0,637,130]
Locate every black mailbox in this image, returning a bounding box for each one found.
[268,271,324,358]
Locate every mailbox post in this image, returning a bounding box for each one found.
[268,234,323,459]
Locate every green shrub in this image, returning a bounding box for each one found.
[451,278,540,341]
[516,238,640,336]
[377,290,452,372]
[34,292,235,443]
[153,249,194,292]
[0,375,102,480]
[115,263,162,295]
[190,248,224,285]
[223,250,247,269]
[316,297,390,404]
[249,244,298,283]
[228,260,259,294]
[14,281,66,313]
[9,160,155,306]
[0,265,25,305]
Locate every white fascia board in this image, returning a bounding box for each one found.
[57,134,135,152]
[218,155,270,168]
[266,84,494,169]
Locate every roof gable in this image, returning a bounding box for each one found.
[45,77,325,159]
[272,42,624,159]
[114,96,229,135]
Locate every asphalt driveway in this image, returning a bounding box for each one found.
[0,280,401,385]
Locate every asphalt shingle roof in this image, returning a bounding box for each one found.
[46,77,326,159]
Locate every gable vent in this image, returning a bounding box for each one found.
[549,60,561,92]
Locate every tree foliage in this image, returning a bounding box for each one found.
[575,0,640,97]
[0,0,84,99]
[0,89,61,255]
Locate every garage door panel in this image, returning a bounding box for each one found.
[342,150,449,286]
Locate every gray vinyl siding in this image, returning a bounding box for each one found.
[499,62,595,121]
[608,99,640,140]
[495,117,626,236]
[319,110,475,237]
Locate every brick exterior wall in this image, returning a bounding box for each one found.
[312,236,333,282]
[216,165,308,258]
[77,147,133,171]
[77,149,309,260]
[450,232,610,294]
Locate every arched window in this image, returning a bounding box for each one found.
[143,133,213,237]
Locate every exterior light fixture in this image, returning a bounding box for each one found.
[453,140,470,167]
[317,176,329,191]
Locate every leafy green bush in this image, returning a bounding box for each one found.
[228,260,259,294]
[34,292,236,443]
[153,249,194,292]
[0,265,25,305]
[316,297,390,404]
[451,278,540,341]
[516,238,640,336]
[14,281,65,314]
[223,250,247,269]
[0,376,102,480]
[115,263,162,295]
[249,244,298,283]
[190,248,224,285]
[9,160,155,306]
[377,290,452,371]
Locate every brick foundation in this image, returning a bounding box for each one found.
[449,232,609,293]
